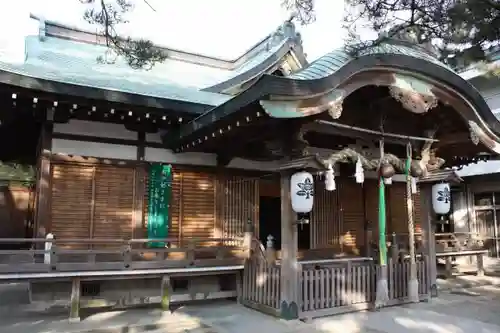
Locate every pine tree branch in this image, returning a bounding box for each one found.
[82,0,166,69]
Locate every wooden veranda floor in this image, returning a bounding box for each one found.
[0,237,247,276]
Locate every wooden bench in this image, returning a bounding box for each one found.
[436,250,488,278]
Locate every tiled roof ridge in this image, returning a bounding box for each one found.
[30,13,303,71]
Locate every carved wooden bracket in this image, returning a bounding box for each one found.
[469,123,480,145]
[389,74,438,114]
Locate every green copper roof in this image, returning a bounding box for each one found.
[290,43,448,81]
[0,36,232,106]
[0,16,304,108]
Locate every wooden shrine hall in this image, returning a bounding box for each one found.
[0,14,499,321]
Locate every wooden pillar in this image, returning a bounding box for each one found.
[476,253,485,277]
[279,171,299,320]
[242,218,254,259]
[160,275,171,311]
[420,184,437,295]
[35,120,53,239]
[69,277,81,322]
[133,132,146,240]
[133,166,146,240]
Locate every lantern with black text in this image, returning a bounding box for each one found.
[432,183,451,215]
[290,171,314,213]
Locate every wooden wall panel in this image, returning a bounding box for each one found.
[142,168,261,246]
[169,171,182,243]
[259,178,280,197]
[180,171,216,243]
[50,164,93,247]
[337,179,364,254]
[92,166,135,245]
[389,183,407,234]
[52,164,262,247]
[388,182,422,235]
[363,180,379,244]
[310,177,340,249]
[216,176,259,244]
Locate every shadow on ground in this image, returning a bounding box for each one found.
[3,275,500,333]
[311,288,500,333]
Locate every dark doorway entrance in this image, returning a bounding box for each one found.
[259,196,281,250]
[0,89,40,249]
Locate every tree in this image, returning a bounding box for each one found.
[83,0,500,70]
[79,0,166,69]
[285,0,500,68]
[82,0,318,70]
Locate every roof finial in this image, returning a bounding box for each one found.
[38,15,46,41]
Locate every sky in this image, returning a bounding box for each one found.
[28,0,352,62]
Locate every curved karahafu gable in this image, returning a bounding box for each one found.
[257,42,500,155]
[166,40,500,169]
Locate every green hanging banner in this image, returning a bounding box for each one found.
[147,164,173,248]
[378,176,387,266]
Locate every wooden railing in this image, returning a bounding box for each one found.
[299,256,430,317]
[388,256,430,301]
[300,260,376,316]
[0,237,246,274]
[242,252,431,318]
[241,235,431,319]
[242,257,281,311]
[240,238,281,316]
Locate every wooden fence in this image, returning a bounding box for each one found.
[241,258,281,316]
[241,253,431,319]
[388,256,430,302]
[300,260,376,317]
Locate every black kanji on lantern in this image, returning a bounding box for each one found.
[296,177,314,199]
[437,186,450,204]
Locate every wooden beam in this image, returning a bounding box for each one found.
[69,277,81,322]
[35,120,53,238]
[419,184,437,296]
[279,171,299,320]
[303,120,439,146]
[434,132,471,147]
[137,132,146,160]
[277,155,327,171]
[133,166,146,240]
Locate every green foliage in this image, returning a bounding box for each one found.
[82,1,500,70]
[281,0,316,25]
[80,0,166,69]
[285,0,500,68]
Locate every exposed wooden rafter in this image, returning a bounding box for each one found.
[303,120,439,145]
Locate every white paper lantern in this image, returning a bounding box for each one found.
[291,171,314,213]
[432,183,451,215]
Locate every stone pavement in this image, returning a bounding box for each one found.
[0,301,318,333]
[3,275,500,333]
[312,285,500,333]
[436,273,500,291]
